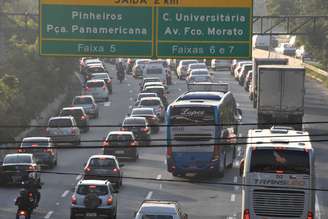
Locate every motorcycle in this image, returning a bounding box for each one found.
[117,71,125,83]
[16,209,31,219]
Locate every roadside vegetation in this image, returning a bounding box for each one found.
[0,3,76,141]
[267,0,328,70]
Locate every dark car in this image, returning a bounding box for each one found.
[59,107,89,132]
[130,108,160,133]
[70,179,118,219]
[1,153,41,185]
[83,155,123,189]
[121,117,151,146]
[103,131,139,160]
[90,73,113,94]
[19,137,57,168]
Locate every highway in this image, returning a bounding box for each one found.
[0,60,327,219]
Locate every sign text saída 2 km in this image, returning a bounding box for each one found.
[40,0,252,58]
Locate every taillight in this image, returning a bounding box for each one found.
[28,192,33,198]
[102,141,109,147]
[121,127,128,131]
[43,148,52,154]
[85,86,90,91]
[142,127,149,132]
[213,145,220,160]
[307,211,313,219]
[71,128,76,135]
[71,195,77,205]
[102,85,106,90]
[107,79,112,84]
[81,115,86,120]
[167,146,172,158]
[243,209,250,219]
[113,168,119,172]
[107,196,113,205]
[17,148,25,153]
[19,211,26,216]
[84,166,91,172]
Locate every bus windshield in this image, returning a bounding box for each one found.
[170,106,215,126]
[250,149,310,175]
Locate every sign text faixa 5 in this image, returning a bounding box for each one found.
[40,0,253,58]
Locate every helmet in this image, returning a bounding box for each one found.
[20,189,27,197]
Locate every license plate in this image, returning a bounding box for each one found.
[186,173,196,177]
[115,150,124,154]
[86,213,97,217]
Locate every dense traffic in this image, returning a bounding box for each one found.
[0,56,315,219]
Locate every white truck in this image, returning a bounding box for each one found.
[250,58,289,108]
[257,65,305,130]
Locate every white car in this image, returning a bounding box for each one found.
[132,59,151,78]
[186,63,208,76]
[275,43,296,56]
[46,116,81,145]
[84,79,109,102]
[134,200,188,219]
[138,97,165,121]
[176,60,198,79]
[144,60,167,83]
[211,59,232,70]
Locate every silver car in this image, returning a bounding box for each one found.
[138,97,165,121]
[46,116,81,146]
[72,95,99,118]
[84,79,109,102]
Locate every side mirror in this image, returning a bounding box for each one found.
[119,163,125,167]
[239,159,245,177]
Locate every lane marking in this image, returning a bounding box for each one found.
[233,176,239,191]
[164,158,167,165]
[178,88,182,92]
[159,184,162,190]
[104,102,111,107]
[316,194,322,219]
[230,194,236,202]
[129,105,133,109]
[129,90,133,93]
[44,211,54,219]
[128,83,131,87]
[76,174,82,181]
[145,191,153,200]
[61,190,70,198]
[56,202,60,206]
[129,97,133,101]
[156,174,162,180]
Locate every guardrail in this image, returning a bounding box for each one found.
[303,63,328,78]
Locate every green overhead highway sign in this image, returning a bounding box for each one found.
[40,0,253,58]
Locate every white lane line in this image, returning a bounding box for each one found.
[164,158,167,165]
[130,97,133,101]
[145,191,153,200]
[104,102,111,107]
[128,83,131,87]
[316,194,322,219]
[129,105,133,109]
[159,184,162,190]
[230,194,236,202]
[56,202,60,206]
[178,88,182,92]
[233,176,239,191]
[156,174,162,180]
[61,190,70,198]
[76,174,82,181]
[129,89,133,93]
[44,211,54,219]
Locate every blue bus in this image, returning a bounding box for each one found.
[166,89,241,177]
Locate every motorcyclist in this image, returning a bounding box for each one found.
[116,60,125,81]
[15,189,33,219]
[23,175,42,206]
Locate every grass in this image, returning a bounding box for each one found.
[306,68,328,88]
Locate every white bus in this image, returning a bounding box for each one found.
[240,127,315,219]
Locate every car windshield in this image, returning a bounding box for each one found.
[191,71,209,76]
[60,109,83,118]
[89,158,116,168]
[144,88,164,96]
[21,140,49,147]
[48,119,72,127]
[140,99,160,106]
[86,81,104,88]
[77,185,108,196]
[250,149,310,174]
[142,216,173,219]
[190,64,206,69]
[73,97,93,104]
[87,67,104,73]
[138,93,157,100]
[91,74,109,80]
[4,155,32,164]
[146,68,163,74]
[132,109,154,116]
[123,118,146,126]
[108,134,133,145]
